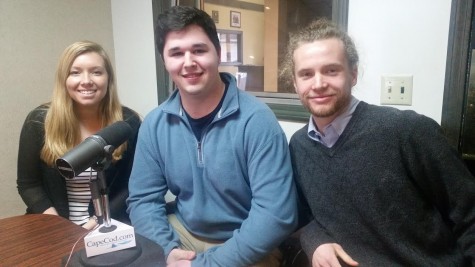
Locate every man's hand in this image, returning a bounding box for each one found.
[312,243,359,267]
[166,248,196,267]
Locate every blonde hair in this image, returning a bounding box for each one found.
[280,18,359,89]
[41,41,125,166]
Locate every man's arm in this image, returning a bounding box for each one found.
[404,114,475,261]
[126,118,181,257]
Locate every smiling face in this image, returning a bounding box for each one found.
[65,52,108,111]
[162,24,222,100]
[293,38,357,128]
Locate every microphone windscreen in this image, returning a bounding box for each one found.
[94,121,133,148]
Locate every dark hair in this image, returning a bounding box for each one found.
[155,6,221,57]
[281,18,359,83]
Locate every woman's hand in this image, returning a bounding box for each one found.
[82,217,98,230]
[43,207,59,215]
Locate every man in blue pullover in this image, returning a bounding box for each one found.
[127,6,298,267]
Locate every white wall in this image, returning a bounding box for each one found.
[111,0,158,118]
[1,0,115,218]
[111,0,451,140]
[349,0,451,123]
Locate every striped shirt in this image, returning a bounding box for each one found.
[66,168,95,225]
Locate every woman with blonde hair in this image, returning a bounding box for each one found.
[17,41,141,229]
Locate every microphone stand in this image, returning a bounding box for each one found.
[90,152,117,232]
[59,137,167,266]
[74,146,141,266]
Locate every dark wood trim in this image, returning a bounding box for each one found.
[441,0,473,149]
[152,0,172,104]
[204,0,264,12]
[333,0,349,31]
[267,103,309,123]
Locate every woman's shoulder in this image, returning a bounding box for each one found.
[121,106,142,129]
[24,103,50,122]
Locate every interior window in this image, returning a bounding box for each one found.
[202,0,333,94]
[218,30,243,65]
[154,0,347,122]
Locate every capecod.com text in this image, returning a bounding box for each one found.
[86,233,134,248]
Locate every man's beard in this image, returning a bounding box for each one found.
[303,94,350,118]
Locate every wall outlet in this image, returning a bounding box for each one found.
[380,75,413,105]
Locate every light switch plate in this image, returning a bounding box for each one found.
[380,75,413,105]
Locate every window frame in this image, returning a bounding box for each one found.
[441,0,473,151]
[217,29,243,66]
[153,0,349,123]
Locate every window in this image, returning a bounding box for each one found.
[153,0,348,122]
[218,30,243,65]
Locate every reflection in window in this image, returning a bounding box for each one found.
[218,30,242,65]
[203,0,333,94]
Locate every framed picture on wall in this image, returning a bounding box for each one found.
[230,11,241,28]
[212,10,219,23]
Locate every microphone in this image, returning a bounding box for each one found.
[55,124,148,265]
[55,121,133,179]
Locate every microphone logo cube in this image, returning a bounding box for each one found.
[84,219,136,257]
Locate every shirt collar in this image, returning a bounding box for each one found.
[307,96,360,147]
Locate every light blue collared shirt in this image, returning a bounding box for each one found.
[308,96,360,148]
